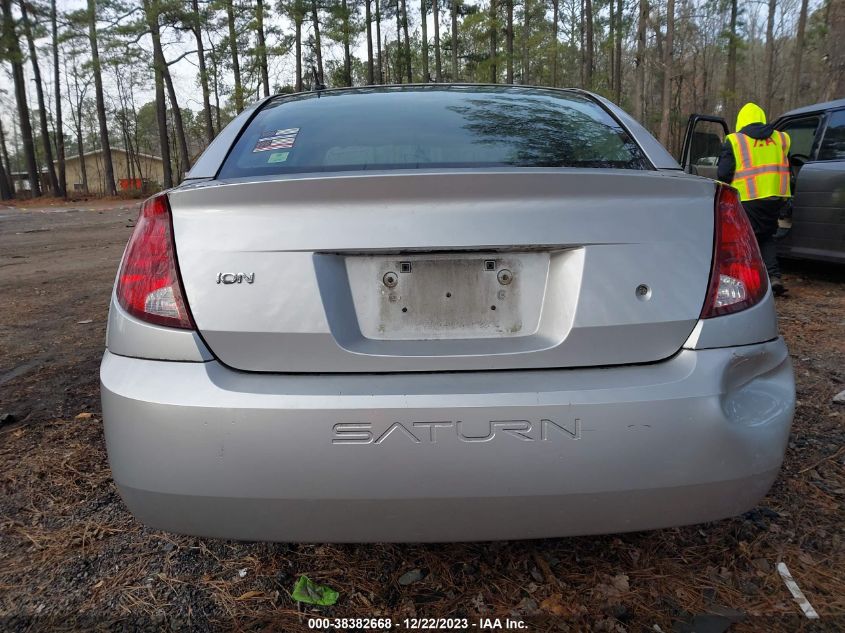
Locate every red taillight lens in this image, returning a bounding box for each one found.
[116,193,194,329]
[700,185,768,318]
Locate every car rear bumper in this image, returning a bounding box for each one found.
[100,338,794,542]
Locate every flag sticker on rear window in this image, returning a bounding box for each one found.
[253,128,299,153]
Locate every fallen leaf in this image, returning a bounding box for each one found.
[75,412,93,420]
[291,575,339,606]
[540,594,568,616]
[610,574,630,593]
[512,597,540,616]
[595,574,630,605]
[539,593,586,617]
[398,569,424,585]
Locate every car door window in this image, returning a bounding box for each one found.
[679,116,728,178]
[779,116,821,159]
[818,110,845,161]
[689,125,725,166]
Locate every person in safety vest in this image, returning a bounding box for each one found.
[717,102,792,296]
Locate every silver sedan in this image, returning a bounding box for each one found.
[101,85,794,542]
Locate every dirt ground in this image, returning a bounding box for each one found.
[1,200,843,632]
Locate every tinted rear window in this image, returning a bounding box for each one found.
[217,86,650,179]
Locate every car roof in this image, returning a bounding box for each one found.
[779,98,845,119]
[271,83,584,100]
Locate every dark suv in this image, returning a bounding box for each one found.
[681,98,845,264]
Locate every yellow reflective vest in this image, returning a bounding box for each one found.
[726,130,792,201]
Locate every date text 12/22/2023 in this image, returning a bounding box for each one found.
[307,617,529,630]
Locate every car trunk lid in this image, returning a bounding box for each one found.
[169,169,714,372]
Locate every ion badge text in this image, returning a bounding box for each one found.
[216,272,255,284]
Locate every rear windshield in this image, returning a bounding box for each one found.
[217,86,650,178]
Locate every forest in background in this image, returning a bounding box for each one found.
[0,0,843,199]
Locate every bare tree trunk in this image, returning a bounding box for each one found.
[295,14,303,90]
[633,0,647,121]
[143,0,172,188]
[311,0,324,85]
[51,0,66,196]
[0,147,10,199]
[0,120,13,196]
[163,69,191,176]
[366,0,374,83]
[155,69,172,188]
[764,0,776,113]
[20,0,59,195]
[614,0,622,102]
[401,0,412,81]
[342,0,352,85]
[87,0,116,195]
[395,0,403,82]
[256,0,270,96]
[206,26,222,130]
[433,0,442,80]
[609,0,615,93]
[66,56,89,193]
[451,0,458,80]
[551,0,558,86]
[76,128,88,193]
[521,0,529,83]
[658,0,674,147]
[2,0,41,196]
[506,0,513,82]
[791,0,808,108]
[490,0,498,82]
[168,110,180,177]
[190,0,214,142]
[421,0,429,80]
[724,0,738,126]
[825,0,845,99]
[375,0,383,82]
[226,0,244,111]
[118,118,131,185]
[0,118,12,198]
[384,34,390,82]
[145,0,190,178]
[584,0,593,89]
[579,0,584,86]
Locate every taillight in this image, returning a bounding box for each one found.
[700,185,768,318]
[116,193,194,329]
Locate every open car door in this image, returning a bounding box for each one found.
[680,114,729,180]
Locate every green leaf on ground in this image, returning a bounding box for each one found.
[291,575,339,606]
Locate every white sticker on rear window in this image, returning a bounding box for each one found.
[253,128,299,153]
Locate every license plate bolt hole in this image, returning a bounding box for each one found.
[383,272,398,288]
[636,284,652,300]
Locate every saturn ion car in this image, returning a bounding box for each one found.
[101,85,795,542]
